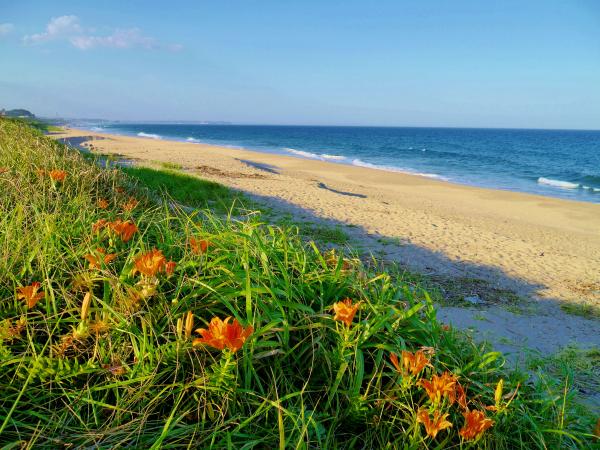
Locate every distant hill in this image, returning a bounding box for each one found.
[1,109,35,118]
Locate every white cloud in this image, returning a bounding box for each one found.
[0,23,14,36]
[70,28,157,50]
[23,15,181,51]
[24,15,81,44]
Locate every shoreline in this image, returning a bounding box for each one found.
[75,126,453,182]
[54,127,600,307]
[69,125,600,204]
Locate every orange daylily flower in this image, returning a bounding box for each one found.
[165,260,177,275]
[115,187,125,194]
[417,408,452,439]
[332,298,360,326]
[459,409,494,441]
[193,316,253,352]
[110,220,138,242]
[49,169,67,181]
[122,197,139,212]
[84,248,117,269]
[0,167,8,174]
[189,237,210,254]
[390,349,431,377]
[97,198,109,209]
[92,218,109,233]
[419,372,458,405]
[132,248,167,277]
[452,381,468,410]
[17,282,45,308]
[92,219,138,242]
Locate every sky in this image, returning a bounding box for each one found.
[1,0,599,129]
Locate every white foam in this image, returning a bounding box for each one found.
[351,158,448,180]
[537,177,579,189]
[90,126,104,132]
[351,158,380,170]
[186,137,201,143]
[284,148,321,159]
[582,185,600,192]
[321,153,346,160]
[284,148,345,161]
[137,132,162,140]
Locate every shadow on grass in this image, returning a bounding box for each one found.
[243,191,600,369]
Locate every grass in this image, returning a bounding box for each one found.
[302,223,350,245]
[0,118,598,448]
[264,214,350,246]
[560,302,600,320]
[294,223,350,246]
[528,346,600,410]
[432,276,524,306]
[22,118,63,133]
[377,236,406,247]
[122,165,248,215]
[159,161,184,170]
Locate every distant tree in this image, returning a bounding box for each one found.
[5,109,35,118]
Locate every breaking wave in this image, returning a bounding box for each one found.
[537,177,580,189]
[351,159,448,180]
[137,132,162,140]
[284,148,346,161]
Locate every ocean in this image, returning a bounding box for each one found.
[74,122,600,203]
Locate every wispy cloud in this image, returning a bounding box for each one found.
[23,15,181,51]
[24,15,81,44]
[0,23,14,36]
[70,28,153,50]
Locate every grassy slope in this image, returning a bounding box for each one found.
[0,119,596,448]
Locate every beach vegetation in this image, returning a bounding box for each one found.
[122,165,247,214]
[560,302,600,320]
[377,236,406,246]
[160,161,184,170]
[292,221,351,245]
[20,118,63,133]
[432,276,524,306]
[0,118,597,448]
[528,345,600,406]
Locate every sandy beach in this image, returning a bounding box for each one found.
[54,128,600,307]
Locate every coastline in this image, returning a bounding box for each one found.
[75,126,454,182]
[70,124,600,204]
[54,127,600,307]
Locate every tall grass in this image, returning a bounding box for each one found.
[0,119,596,448]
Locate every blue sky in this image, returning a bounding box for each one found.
[1,0,599,128]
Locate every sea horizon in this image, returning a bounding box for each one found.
[56,118,600,132]
[70,121,600,204]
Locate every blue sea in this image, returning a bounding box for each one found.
[75,122,600,203]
